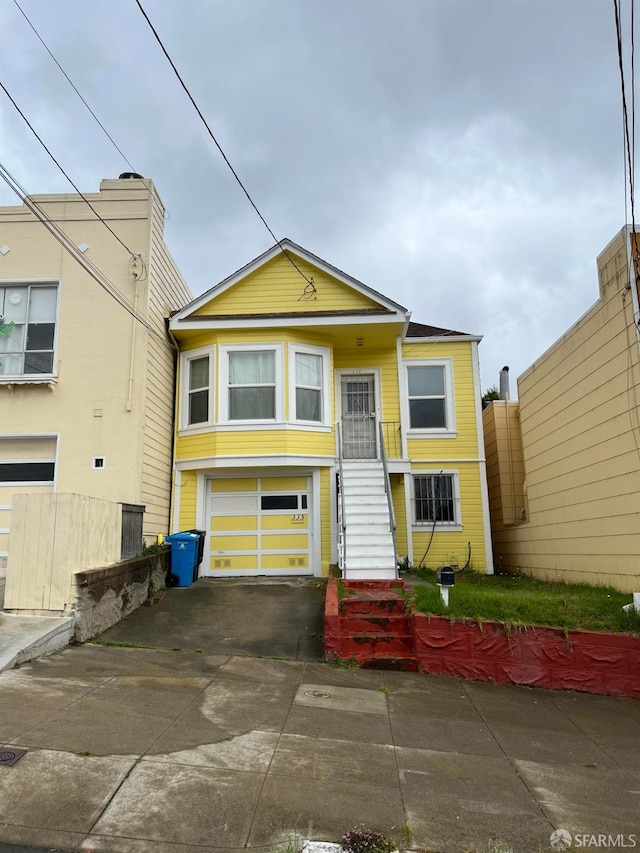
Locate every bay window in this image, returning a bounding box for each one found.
[220,345,283,422]
[182,347,214,427]
[289,345,330,425]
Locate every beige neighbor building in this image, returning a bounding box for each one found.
[483,226,640,593]
[0,174,192,577]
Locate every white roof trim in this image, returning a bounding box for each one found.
[173,312,404,332]
[404,334,483,343]
[172,239,408,321]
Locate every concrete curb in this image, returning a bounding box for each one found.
[0,614,74,673]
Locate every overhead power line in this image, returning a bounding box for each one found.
[11,0,137,174]
[134,0,314,287]
[0,79,144,269]
[0,160,171,347]
[613,0,637,236]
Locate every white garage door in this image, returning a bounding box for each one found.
[203,475,313,577]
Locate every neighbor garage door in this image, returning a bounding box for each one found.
[203,475,312,577]
[0,436,57,565]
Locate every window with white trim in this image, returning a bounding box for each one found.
[289,345,330,425]
[188,355,210,425]
[181,347,214,427]
[0,460,55,483]
[406,361,454,431]
[220,345,283,422]
[413,473,459,525]
[0,283,58,377]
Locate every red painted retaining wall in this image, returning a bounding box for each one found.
[324,579,640,698]
[413,614,640,699]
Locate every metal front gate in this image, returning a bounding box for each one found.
[340,375,377,459]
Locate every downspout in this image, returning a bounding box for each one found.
[125,256,142,412]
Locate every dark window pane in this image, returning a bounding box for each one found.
[0,462,55,482]
[409,398,446,428]
[23,351,54,374]
[301,495,308,509]
[415,476,455,523]
[296,388,321,421]
[26,323,55,351]
[188,389,209,424]
[261,495,298,510]
[408,366,444,397]
[229,387,275,419]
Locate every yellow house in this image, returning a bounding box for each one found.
[170,240,493,580]
[0,174,192,574]
[483,227,640,593]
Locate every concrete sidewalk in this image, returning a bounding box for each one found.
[0,643,639,853]
[0,578,74,674]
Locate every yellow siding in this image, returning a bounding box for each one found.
[193,253,381,317]
[486,229,640,592]
[175,429,335,461]
[410,465,487,572]
[178,470,197,530]
[403,340,480,460]
[390,474,407,557]
[320,467,332,575]
[482,401,526,528]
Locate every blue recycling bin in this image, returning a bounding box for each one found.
[165,532,199,588]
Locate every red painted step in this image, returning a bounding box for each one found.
[340,632,415,657]
[340,591,406,616]
[331,579,418,671]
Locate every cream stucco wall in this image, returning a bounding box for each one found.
[0,177,192,568]
[484,228,640,592]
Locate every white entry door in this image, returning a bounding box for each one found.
[340,375,377,459]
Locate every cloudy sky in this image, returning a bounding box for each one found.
[0,0,633,393]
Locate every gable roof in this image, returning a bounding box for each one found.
[172,239,407,322]
[407,321,470,337]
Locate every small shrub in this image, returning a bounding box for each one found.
[341,827,396,853]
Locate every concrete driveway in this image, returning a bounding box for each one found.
[95,577,326,660]
[0,577,639,852]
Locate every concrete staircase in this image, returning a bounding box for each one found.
[340,460,397,581]
[333,580,417,670]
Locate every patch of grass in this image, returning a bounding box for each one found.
[90,640,153,649]
[411,569,640,634]
[326,655,360,668]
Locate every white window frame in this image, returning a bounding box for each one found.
[219,343,284,424]
[288,344,331,427]
[0,280,60,383]
[180,346,215,429]
[404,358,456,436]
[411,470,462,531]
